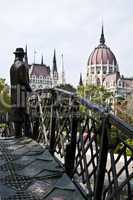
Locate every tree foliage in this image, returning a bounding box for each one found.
[115,95,133,125]
[77,84,133,156]
[77,84,113,106]
[0,79,11,113]
[77,84,113,124]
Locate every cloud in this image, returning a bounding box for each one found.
[0,0,133,85]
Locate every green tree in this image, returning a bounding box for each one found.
[77,84,113,124]
[116,95,133,125]
[0,78,11,113]
[77,84,112,106]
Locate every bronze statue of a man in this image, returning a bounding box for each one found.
[10,48,32,137]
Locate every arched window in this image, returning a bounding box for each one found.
[38,85,43,89]
[91,67,94,74]
[96,66,101,74]
[97,78,100,86]
[39,75,43,79]
[32,75,36,79]
[109,67,113,73]
[117,79,122,87]
[103,66,107,74]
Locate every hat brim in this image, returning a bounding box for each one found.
[13,52,26,55]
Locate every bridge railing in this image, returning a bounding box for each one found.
[0,112,10,137]
[28,88,133,200]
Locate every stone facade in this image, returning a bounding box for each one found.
[29,63,52,90]
[25,49,59,91]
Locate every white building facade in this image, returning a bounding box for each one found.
[29,64,52,90]
[27,50,59,91]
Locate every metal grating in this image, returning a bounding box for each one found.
[0,141,38,200]
[2,191,39,200]
[0,175,32,190]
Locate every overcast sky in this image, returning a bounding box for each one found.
[0,0,133,86]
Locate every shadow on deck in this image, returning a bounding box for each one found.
[0,136,85,200]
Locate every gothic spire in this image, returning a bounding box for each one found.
[61,54,65,85]
[100,25,105,45]
[24,44,28,64]
[79,73,83,86]
[53,49,57,72]
[41,54,43,65]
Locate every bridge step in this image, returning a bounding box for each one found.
[0,137,85,200]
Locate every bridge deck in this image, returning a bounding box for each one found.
[0,137,85,200]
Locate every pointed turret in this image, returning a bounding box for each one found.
[79,73,83,86]
[61,54,65,85]
[52,49,58,87]
[53,49,57,73]
[24,44,28,65]
[100,25,105,45]
[41,55,43,65]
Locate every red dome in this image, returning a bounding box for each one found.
[88,26,117,66]
[88,44,117,66]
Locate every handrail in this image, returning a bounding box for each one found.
[47,88,133,134]
[29,88,133,200]
[109,113,133,138]
[53,88,133,135]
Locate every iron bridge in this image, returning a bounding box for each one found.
[0,88,133,200]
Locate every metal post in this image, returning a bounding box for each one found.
[49,91,57,155]
[94,113,109,200]
[65,98,78,177]
[32,102,39,140]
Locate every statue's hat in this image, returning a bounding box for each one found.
[13,48,25,55]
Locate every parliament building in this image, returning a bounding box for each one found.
[85,26,133,99]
